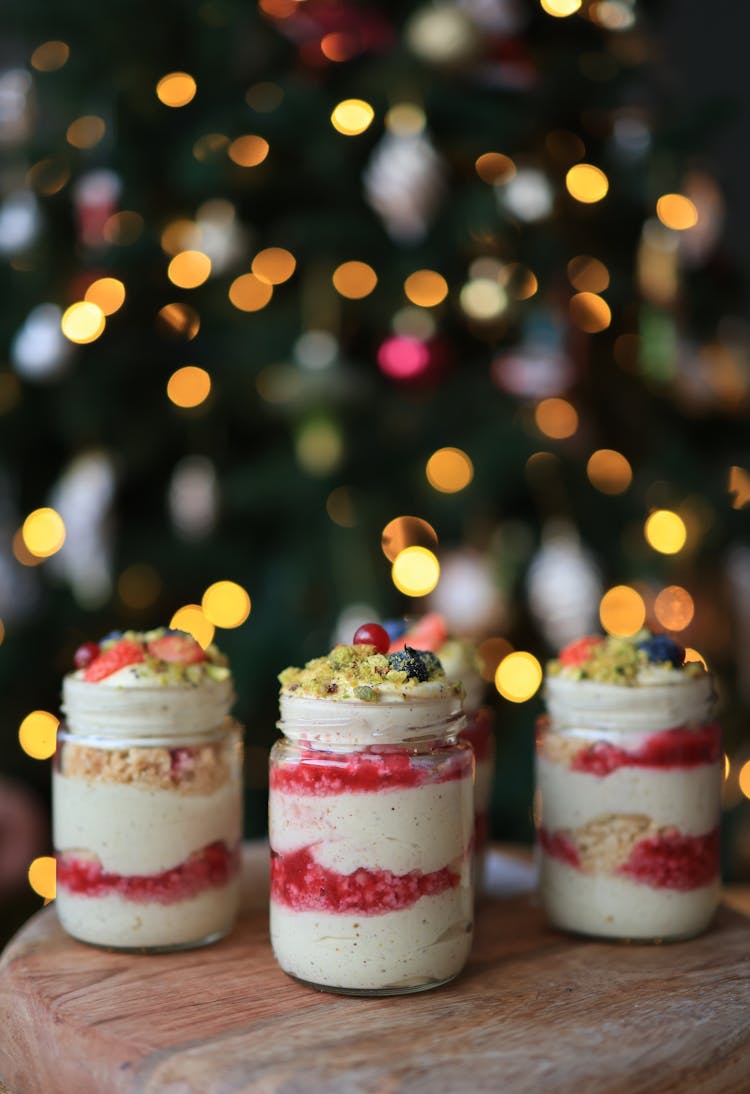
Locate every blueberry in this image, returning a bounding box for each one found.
[638,634,685,667]
[100,630,124,643]
[387,646,439,682]
[382,619,408,641]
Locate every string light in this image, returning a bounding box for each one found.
[477,637,514,682]
[156,72,197,107]
[475,153,516,185]
[404,270,448,307]
[567,255,610,293]
[540,0,582,16]
[28,857,56,902]
[391,546,440,597]
[252,248,296,284]
[168,251,211,289]
[654,586,694,631]
[587,449,632,494]
[565,163,609,203]
[102,211,144,245]
[22,508,66,557]
[66,116,106,149]
[31,41,69,71]
[326,486,357,528]
[330,99,374,135]
[61,301,105,344]
[381,516,438,562]
[739,759,750,800]
[333,261,378,299]
[656,194,698,230]
[228,135,269,167]
[167,366,211,409]
[599,585,646,636]
[202,581,251,628]
[229,273,273,311]
[170,604,215,648]
[684,647,707,669]
[495,652,542,702]
[535,398,578,439]
[569,292,611,333]
[18,711,59,760]
[84,278,125,316]
[644,509,687,554]
[426,448,474,493]
[156,303,200,340]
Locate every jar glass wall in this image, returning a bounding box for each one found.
[53,720,243,951]
[535,715,722,941]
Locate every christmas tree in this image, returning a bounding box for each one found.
[1,0,749,925]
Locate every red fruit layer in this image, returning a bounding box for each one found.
[459,707,495,763]
[56,841,240,903]
[538,827,581,869]
[569,723,722,776]
[618,828,720,891]
[270,845,460,914]
[270,746,472,796]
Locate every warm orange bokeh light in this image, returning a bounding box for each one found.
[229,273,274,312]
[654,585,695,632]
[333,261,378,299]
[31,40,70,72]
[381,516,438,562]
[535,398,578,440]
[404,270,448,307]
[587,449,633,495]
[66,115,105,149]
[168,250,211,289]
[644,509,687,555]
[569,292,611,333]
[84,278,126,316]
[425,448,474,493]
[156,72,197,108]
[599,585,646,637]
[252,248,296,285]
[656,193,699,231]
[167,366,211,408]
[475,153,516,185]
[156,303,200,340]
[566,163,609,203]
[229,135,270,167]
[567,255,610,293]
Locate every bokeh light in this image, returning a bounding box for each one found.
[117,564,161,611]
[26,156,70,196]
[295,417,344,475]
[599,585,646,636]
[377,336,430,380]
[28,857,56,901]
[168,250,211,289]
[229,273,273,311]
[475,153,516,185]
[535,398,578,439]
[330,99,374,135]
[0,618,4,646]
[61,301,106,344]
[31,41,70,71]
[326,486,357,528]
[385,103,426,136]
[228,135,270,167]
[333,261,378,299]
[587,449,632,494]
[246,82,284,112]
[167,366,211,409]
[654,585,695,631]
[739,759,750,800]
[161,219,199,255]
[495,651,542,702]
[477,637,514,682]
[22,508,66,558]
[569,292,611,332]
[202,581,251,628]
[66,115,106,149]
[565,163,609,203]
[391,546,440,597]
[644,509,687,554]
[540,0,582,16]
[13,529,43,567]
[156,72,197,107]
[84,278,126,316]
[156,303,200,340]
[170,604,216,649]
[102,210,144,245]
[460,279,507,321]
[567,255,610,293]
[252,247,296,285]
[18,710,59,760]
[404,270,448,307]
[656,193,699,230]
[381,516,438,562]
[684,647,707,669]
[426,448,474,493]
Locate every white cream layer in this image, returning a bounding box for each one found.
[53,775,242,875]
[544,671,715,734]
[270,889,473,990]
[539,855,719,939]
[270,778,473,876]
[62,668,235,740]
[55,880,240,949]
[536,756,722,834]
[278,692,464,746]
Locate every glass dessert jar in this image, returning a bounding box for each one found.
[536,632,722,942]
[53,628,244,951]
[270,639,474,996]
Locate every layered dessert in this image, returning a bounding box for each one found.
[270,626,474,994]
[388,615,495,867]
[536,631,722,940]
[53,628,243,950]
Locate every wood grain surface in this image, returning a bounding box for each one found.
[1,844,749,1094]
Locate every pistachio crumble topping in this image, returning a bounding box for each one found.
[547,629,705,686]
[279,643,462,701]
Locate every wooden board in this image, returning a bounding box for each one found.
[1,844,749,1094]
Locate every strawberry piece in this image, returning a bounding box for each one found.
[388,612,449,653]
[559,635,604,668]
[84,639,145,682]
[147,632,206,664]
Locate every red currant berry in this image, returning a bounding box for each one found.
[352,623,390,656]
[74,642,100,670]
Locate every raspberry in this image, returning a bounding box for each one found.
[84,639,145,682]
[559,635,604,667]
[147,632,206,664]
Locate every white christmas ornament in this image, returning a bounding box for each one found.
[428,548,506,636]
[499,168,553,222]
[0,190,41,255]
[405,3,479,65]
[364,131,445,243]
[526,523,603,650]
[11,304,72,381]
[168,455,219,540]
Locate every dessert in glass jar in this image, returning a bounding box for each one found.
[387,615,496,881]
[53,628,243,951]
[536,631,721,941]
[269,624,474,995]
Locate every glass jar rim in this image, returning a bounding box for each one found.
[56,715,242,750]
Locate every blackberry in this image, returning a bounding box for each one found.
[387,645,440,681]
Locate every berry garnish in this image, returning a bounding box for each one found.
[147,632,206,664]
[387,646,440,682]
[84,639,145,682]
[382,619,408,641]
[559,635,604,668]
[388,612,448,653]
[638,634,685,668]
[352,623,391,656]
[73,642,100,670]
